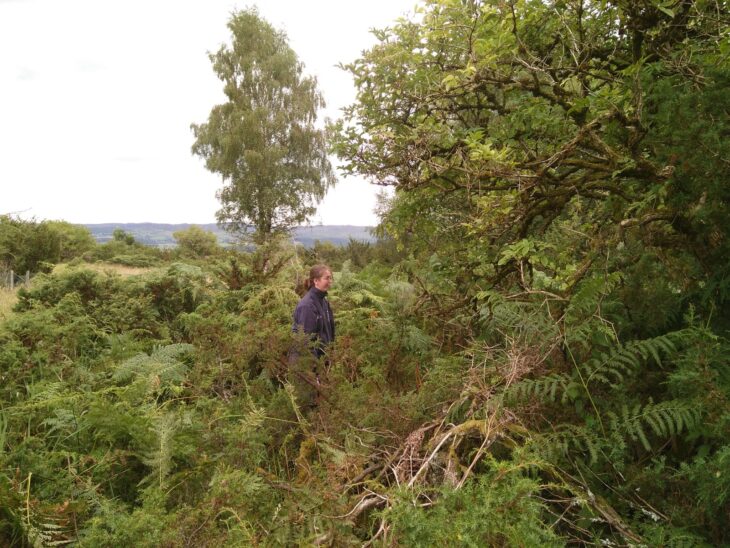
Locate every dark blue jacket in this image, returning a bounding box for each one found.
[292,287,335,357]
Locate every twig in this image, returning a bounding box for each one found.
[347,462,385,488]
[333,491,388,520]
[407,430,453,488]
[456,414,497,488]
[363,519,389,547]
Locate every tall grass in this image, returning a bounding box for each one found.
[0,287,17,321]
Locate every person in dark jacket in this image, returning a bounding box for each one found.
[292,264,335,358]
[288,265,335,409]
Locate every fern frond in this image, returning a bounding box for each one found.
[507,374,573,404]
[140,411,179,489]
[583,333,681,387]
[509,331,687,407]
[152,343,195,361]
[532,399,702,467]
[113,344,195,384]
[26,381,65,403]
[532,425,603,465]
[607,400,702,452]
[113,343,194,392]
[349,289,385,308]
[565,273,622,319]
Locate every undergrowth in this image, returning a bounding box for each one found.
[0,239,726,546]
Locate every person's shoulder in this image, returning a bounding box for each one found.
[295,292,315,309]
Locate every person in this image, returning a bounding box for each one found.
[292,264,335,359]
[288,265,335,409]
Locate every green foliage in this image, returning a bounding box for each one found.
[509,331,685,404]
[191,8,336,242]
[45,221,96,262]
[113,343,194,399]
[333,0,730,322]
[2,1,729,545]
[86,233,163,266]
[0,216,95,273]
[328,1,730,544]
[112,228,136,245]
[79,489,178,547]
[1,238,728,544]
[146,263,215,323]
[387,461,562,547]
[173,224,219,257]
[302,235,404,272]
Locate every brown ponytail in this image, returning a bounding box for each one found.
[303,264,331,291]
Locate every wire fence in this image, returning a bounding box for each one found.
[0,270,31,290]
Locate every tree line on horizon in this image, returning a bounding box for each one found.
[0,216,389,275]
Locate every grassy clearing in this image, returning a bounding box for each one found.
[53,262,158,277]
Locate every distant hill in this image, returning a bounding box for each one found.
[83,223,375,248]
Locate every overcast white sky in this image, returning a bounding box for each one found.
[0,0,415,226]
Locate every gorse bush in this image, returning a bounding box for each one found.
[0,216,95,274]
[386,460,563,547]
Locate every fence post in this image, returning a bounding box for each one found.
[25,270,30,287]
[9,270,13,291]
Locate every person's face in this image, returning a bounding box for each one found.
[313,270,333,292]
